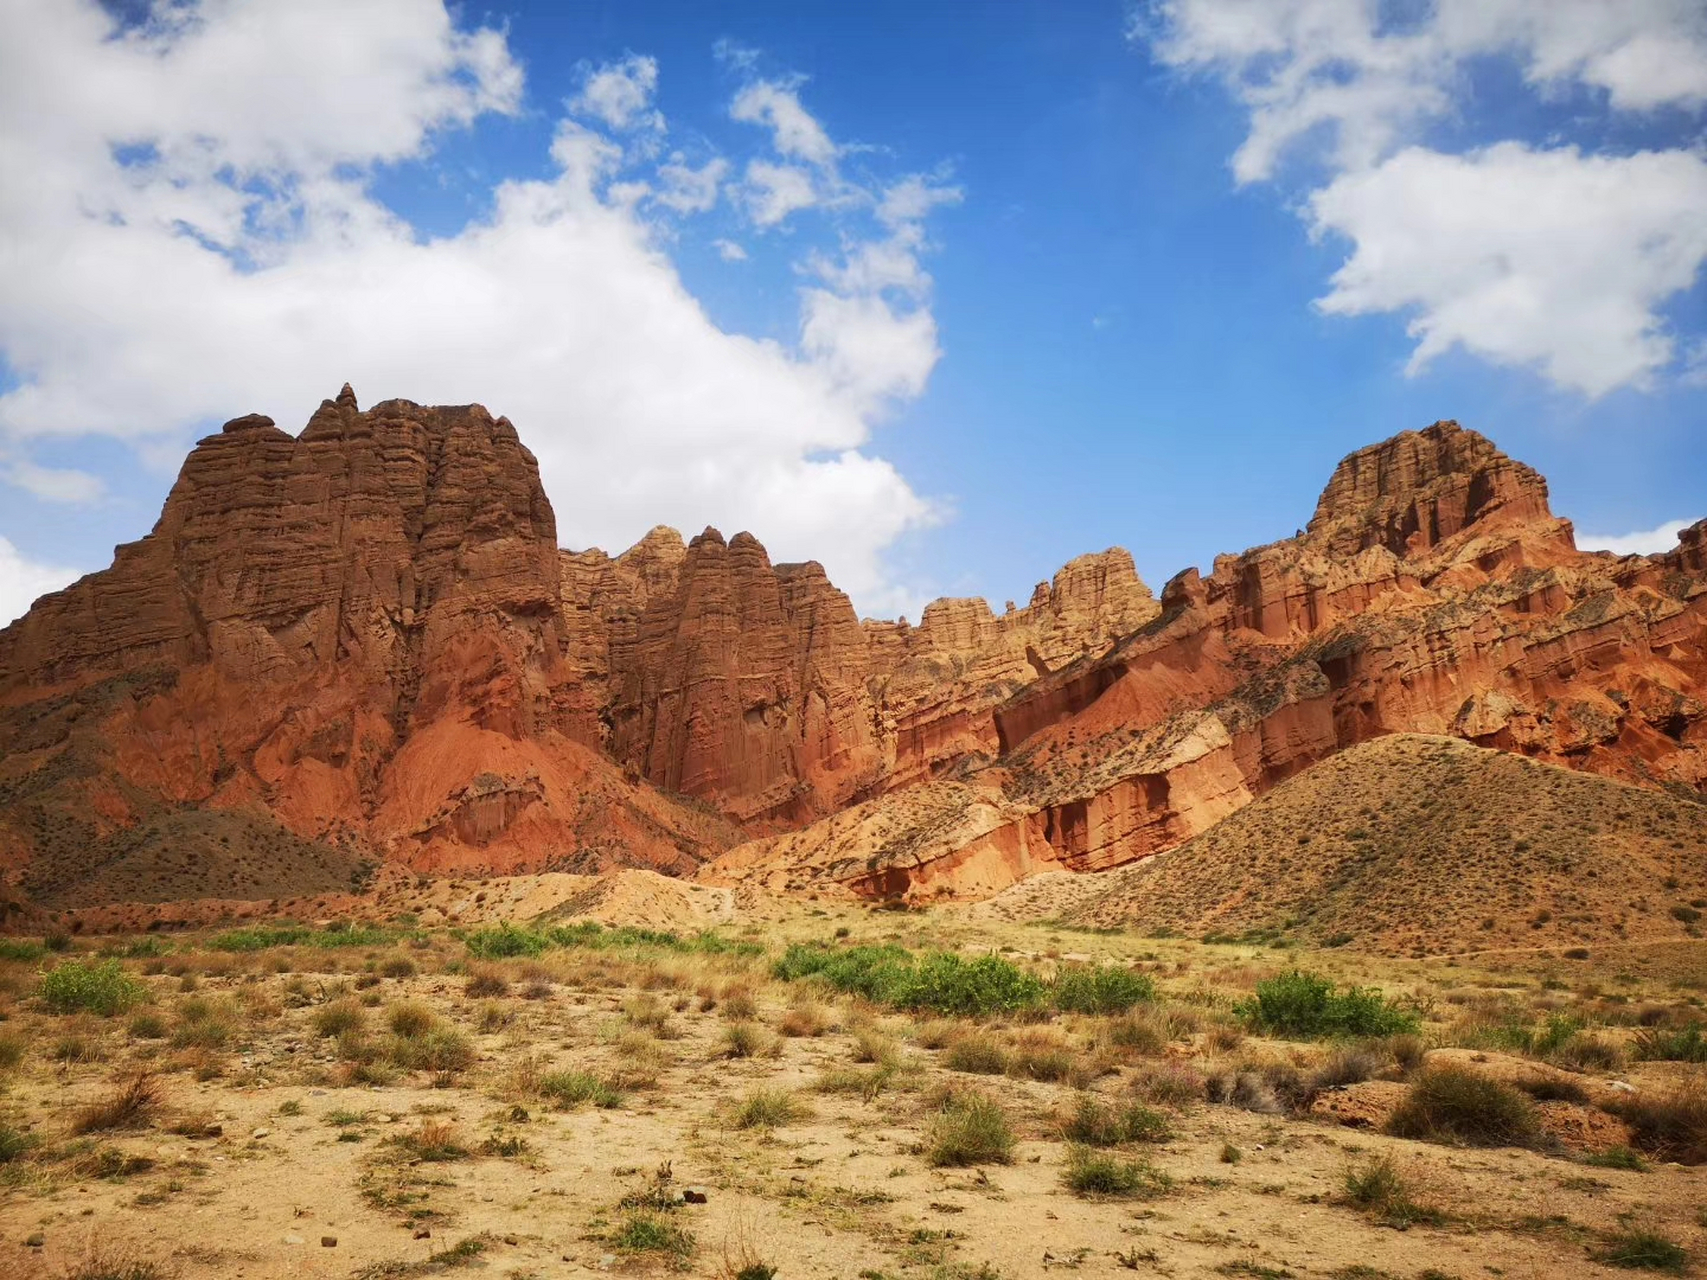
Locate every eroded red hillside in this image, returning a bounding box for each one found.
[1,406,1700,913]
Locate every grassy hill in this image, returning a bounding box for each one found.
[1067,735,1707,956]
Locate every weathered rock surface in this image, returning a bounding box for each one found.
[703,424,1706,903]
[1,406,1701,914]
[0,389,738,897]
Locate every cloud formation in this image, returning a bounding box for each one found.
[0,2,959,617]
[1577,518,1693,557]
[1140,0,1707,397]
[0,537,80,627]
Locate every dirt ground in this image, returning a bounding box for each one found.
[1,897,1703,1280]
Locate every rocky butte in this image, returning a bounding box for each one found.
[0,397,1701,918]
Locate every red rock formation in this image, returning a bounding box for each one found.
[704,423,1705,902]
[3,402,1700,914]
[0,389,738,900]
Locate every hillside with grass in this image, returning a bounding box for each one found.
[1065,735,1707,956]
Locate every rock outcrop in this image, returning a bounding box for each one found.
[704,423,1706,903]
[0,389,739,897]
[2,404,1701,915]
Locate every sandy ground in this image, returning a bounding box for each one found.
[1,900,1703,1280]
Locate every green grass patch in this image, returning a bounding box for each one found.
[207,923,400,951]
[40,958,147,1015]
[926,1092,1015,1167]
[612,1211,695,1262]
[1592,1229,1691,1272]
[1053,964,1156,1014]
[538,1070,623,1109]
[1062,1145,1172,1198]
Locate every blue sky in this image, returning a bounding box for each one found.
[1,0,1704,623]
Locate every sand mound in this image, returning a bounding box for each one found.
[1061,734,1707,955]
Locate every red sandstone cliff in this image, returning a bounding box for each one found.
[704,423,1706,901]
[1,406,1700,912]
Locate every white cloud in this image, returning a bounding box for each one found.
[570,54,664,133]
[714,239,749,262]
[1578,518,1693,556]
[1309,143,1707,396]
[0,1,958,613]
[1,457,106,503]
[730,79,838,166]
[653,153,727,213]
[743,159,821,227]
[0,536,79,627]
[1138,0,1707,397]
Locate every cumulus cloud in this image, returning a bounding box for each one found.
[1138,0,1707,397]
[730,78,839,166]
[1577,518,1694,556]
[0,0,958,614]
[653,153,727,213]
[1309,143,1707,396]
[571,54,665,134]
[714,239,749,262]
[0,537,80,627]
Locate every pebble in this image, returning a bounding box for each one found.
[414,1229,432,1240]
[25,1233,43,1248]
[251,1128,270,1139]
[504,1235,519,1246]
[321,1236,338,1248]
[683,1187,709,1204]
[283,1233,304,1246]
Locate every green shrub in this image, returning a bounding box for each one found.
[773,944,1045,1016]
[1592,1229,1691,1272]
[126,1012,166,1040]
[1633,1024,1707,1064]
[926,1092,1015,1167]
[1053,965,1155,1014]
[1237,970,1418,1039]
[0,939,47,962]
[463,923,548,959]
[1059,1095,1172,1145]
[539,1070,623,1109]
[1583,1146,1647,1171]
[40,959,147,1015]
[1386,1065,1540,1148]
[207,924,396,951]
[1062,1145,1171,1198]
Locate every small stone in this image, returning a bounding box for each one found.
[504,1234,519,1246]
[682,1187,708,1204]
[321,1236,338,1248]
[283,1234,305,1246]
[25,1233,44,1248]
[251,1128,270,1139]
[414,1229,432,1240]
[599,1254,617,1271]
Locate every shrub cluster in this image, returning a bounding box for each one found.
[1237,970,1419,1039]
[1386,1065,1540,1148]
[206,922,400,951]
[774,943,1151,1018]
[463,921,758,961]
[40,959,147,1015]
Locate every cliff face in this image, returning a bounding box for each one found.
[0,390,737,899]
[2,404,1701,913]
[705,423,1706,902]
